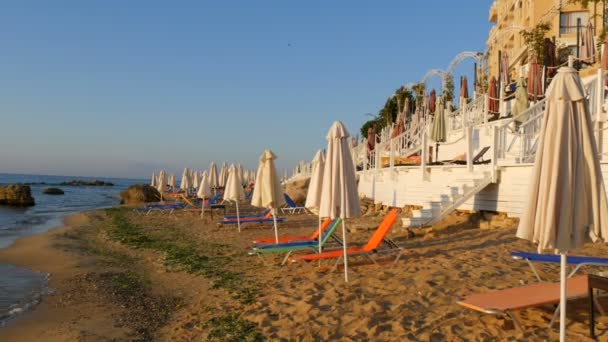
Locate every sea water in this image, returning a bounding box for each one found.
[0,173,145,326]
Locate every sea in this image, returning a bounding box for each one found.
[0,173,146,326]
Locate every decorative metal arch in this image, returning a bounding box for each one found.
[446,51,484,75]
[421,69,447,87]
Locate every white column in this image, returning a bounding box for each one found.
[466,126,473,172]
[421,132,428,180]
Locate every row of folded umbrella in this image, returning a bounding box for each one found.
[151,163,256,193]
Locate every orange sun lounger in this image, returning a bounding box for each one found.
[253,218,333,244]
[289,209,402,265]
[457,275,591,331]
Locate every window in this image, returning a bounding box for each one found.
[560,11,589,34]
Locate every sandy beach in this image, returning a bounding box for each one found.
[0,202,605,341]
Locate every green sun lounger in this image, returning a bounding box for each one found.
[249,218,342,265]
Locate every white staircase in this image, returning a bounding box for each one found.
[402,170,494,228]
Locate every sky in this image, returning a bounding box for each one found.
[0,1,492,179]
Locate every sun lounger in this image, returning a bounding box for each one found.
[457,275,590,331]
[217,210,284,226]
[289,209,403,266]
[511,251,608,282]
[253,218,333,244]
[429,146,491,166]
[281,194,307,214]
[225,209,271,220]
[249,218,342,265]
[134,202,187,215]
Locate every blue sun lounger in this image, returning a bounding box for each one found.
[217,214,284,226]
[511,251,608,281]
[135,202,187,215]
[249,218,342,264]
[280,193,307,214]
[225,209,271,220]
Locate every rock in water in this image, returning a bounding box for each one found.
[42,188,65,195]
[120,185,161,205]
[0,185,35,206]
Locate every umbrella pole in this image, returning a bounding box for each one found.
[272,208,279,244]
[560,253,567,342]
[318,216,322,253]
[342,220,349,282]
[236,201,241,232]
[201,199,205,220]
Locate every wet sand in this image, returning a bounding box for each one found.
[0,204,607,341]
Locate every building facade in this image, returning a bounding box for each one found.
[486,0,606,81]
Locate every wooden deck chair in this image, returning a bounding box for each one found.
[288,209,403,266]
[253,218,333,244]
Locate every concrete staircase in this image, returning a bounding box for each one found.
[402,170,494,228]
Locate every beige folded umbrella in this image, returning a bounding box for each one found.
[320,121,361,282]
[150,172,157,187]
[305,149,326,252]
[431,96,446,143]
[224,164,246,231]
[219,162,228,188]
[197,171,212,220]
[512,77,529,119]
[191,171,199,190]
[157,170,166,201]
[179,168,190,193]
[517,65,608,341]
[251,149,285,243]
[208,162,218,190]
[168,173,176,192]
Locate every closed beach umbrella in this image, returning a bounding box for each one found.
[150,172,157,187]
[460,76,469,108]
[544,38,557,80]
[366,126,376,152]
[179,168,190,193]
[500,53,510,85]
[237,164,245,185]
[224,164,246,232]
[430,89,436,114]
[192,171,200,190]
[305,149,326,252]
[517,66,608,341]
[431,96,446,143]
[512,77,529,121]
[489,76,499,114]
[251,149,285,243]
[157,170,166,199]
[603,36,608,70]
[527,59,544,101]
[580,22,596,64]
[320,121,361,282]
[197,172,212,219]
[208,162,218,190]
[167,173,176,192]
[219,162,228,188]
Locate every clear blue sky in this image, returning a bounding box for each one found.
[0,1,492,179]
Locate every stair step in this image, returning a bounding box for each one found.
[412,208,439,218]
[402,217,427,227]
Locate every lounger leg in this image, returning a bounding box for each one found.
[526,259,543,282]
[281,251,293,266]
[365,254,378,265]
[332,255,343,272]
[506,310,523,332]
[393,250,404,263]
[549,306,559,330]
